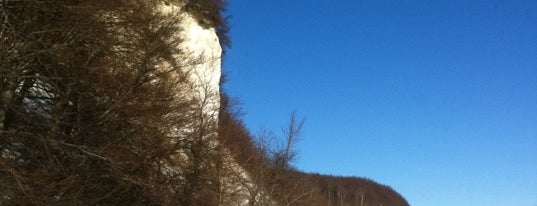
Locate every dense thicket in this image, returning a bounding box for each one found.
[0,0,229,205]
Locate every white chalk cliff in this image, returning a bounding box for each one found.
[159,3,221,117]
[161,3,268,205]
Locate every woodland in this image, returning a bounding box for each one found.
[0,0,408,205]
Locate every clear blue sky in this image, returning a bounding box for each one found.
[223,1,537,206]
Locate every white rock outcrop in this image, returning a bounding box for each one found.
[160,3,271,205]
[180,11,222,117]
[159,3,221,117]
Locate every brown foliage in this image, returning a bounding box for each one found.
[302,173,409,206]
[1,0,408,205]
[218,94,409,206]
[0,0,197,205]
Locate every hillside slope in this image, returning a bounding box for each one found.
[219,95,409,206]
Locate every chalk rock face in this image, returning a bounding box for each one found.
[159,3,222,117]
[179,11,222,117]
[179,7,277,206]
[178,12,254,205]
[160,4,267,206]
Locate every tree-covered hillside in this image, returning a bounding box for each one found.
[220,94,409,206]
[1,0,408,205]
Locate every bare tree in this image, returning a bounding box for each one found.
[233,112,313,206]
[0,0,203,204]
[274,111,305,171]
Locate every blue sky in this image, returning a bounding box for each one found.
[223,1,537,206]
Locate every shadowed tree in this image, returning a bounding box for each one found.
[0,0,229,205]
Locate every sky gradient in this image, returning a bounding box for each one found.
[223,1,537,206]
